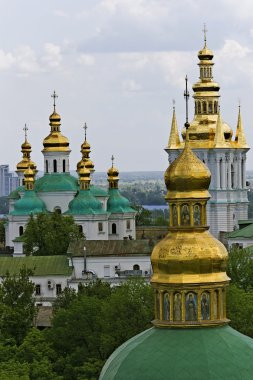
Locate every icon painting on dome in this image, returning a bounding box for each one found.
[172,205,178,226]
[173,293,182,321]
[156,291,160,319]
[201,292,210,320]
[186,292,197,321]
[163,292,170,321]
[193,204,201,226]
[181,204,190,226]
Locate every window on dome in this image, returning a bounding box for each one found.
[53,159,57,173]
[63,159,66,173]
[198,102,201,114]
[163,292,170,321]
[98,222,103,232]
[214,101,218,114]
[172,204,178,226]
[112,223,117,234]
[203,102,207,114]
[35,284,41,296]
[46,160,49,173]
[208,102,213,114]
[19,226,24,236]
[126,220,131,230]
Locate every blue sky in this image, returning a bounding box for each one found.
[1,0,253,172]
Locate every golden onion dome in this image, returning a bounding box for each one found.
[107,166,119,178]
[81,140,91,151]
[42,107,70,152]
[49,111,61,124]
[24,166,35,182]
[21,140,31,151]
[79,165,90,179]
[198,45,214,60]
[84,158,94,171]
[164,140,211,199]
[16,159,36,172]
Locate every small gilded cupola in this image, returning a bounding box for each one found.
[10,165,46,216]
[152,78,230,328]
[42,91,71,174]
[16,124,37,186]
[77,123,95,174]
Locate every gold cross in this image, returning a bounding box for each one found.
[51,90,58,112]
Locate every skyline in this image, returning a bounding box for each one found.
[0,0,253,172]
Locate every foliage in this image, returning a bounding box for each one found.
[23,212,84,256]
[0,197,8,215]
[0,268,36,344]
[227,247,253,291]
[133,205,152,226]
[0,219,5,245]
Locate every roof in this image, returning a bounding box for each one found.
[9,190,46,216]
[90,185,108,197]
[65,189,108,215]
[107,188,135,213]
[0,255,73,276]
[68,239,155,257]
[100,326,253,380]
[34,173,78,192]
[227,223,253,239]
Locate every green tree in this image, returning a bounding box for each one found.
[0,268,36,344]
[23,212,84,256]
[133,205,152,226]
[0,197,8,215]
[0,219,5,246]
[227,247,253,291]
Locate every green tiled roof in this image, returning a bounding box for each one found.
[10,190,46,216]
[227,222,253,239]
[35,173,78,192]
[68,239,155,257]
[107,189,135,214]
[66,189,107,215]
[90,185,108,197]
[0,255,73,276]
[100,326,253,380]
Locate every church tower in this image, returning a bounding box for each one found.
[166,31,249,239]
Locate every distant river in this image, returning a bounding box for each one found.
[142,205,167,211]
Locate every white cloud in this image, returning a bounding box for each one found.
[122,79,142,92]
[77,54,95,66]
[218,39,251,59]
[15,45,40,74]
[0,50,15,70]
[119,53,148,69]
[53,9,69,18]
[42,43,62,68]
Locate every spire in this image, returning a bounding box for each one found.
[51,90,58,113]
[167,101,180,148]
[214,108,226,147]
[202,23,208,47]
[235,104,248,147]
[16,125,37,176]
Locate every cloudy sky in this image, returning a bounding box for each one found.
[1,0,253,173]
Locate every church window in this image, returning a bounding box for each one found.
[79,225,83,233]
[214,101,218,114]
[163,292,170,321]
[198,101,201,114]
[98,222,103,232]
[63,159,66,173]
[104,265,110,277]
[231,164,235,189]
[54,207,61,214]
[172,204,178,226]
[208,102,213,113]
[53,159,57,173]
[19,226,24,236]
[200,68,203,78]
[56,284,62,295]
[35,284,41,296]
[203,102,207,114]
[133,264,140,270]
[46,160,49,173]
[112,223,117,234]
[126,220,131,230]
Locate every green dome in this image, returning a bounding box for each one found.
[35,173,78,192]
[90,185,108,197]
[100,326,253,380]
[10,191,46,216]
[107,189,135,213]
[66,190,107,215]
[8,186,24,199]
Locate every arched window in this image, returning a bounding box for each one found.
[208,102,212,114]
[53,159,57,173]
[198,102,201,114]
[231,164,235,189]
[46,160,49,173]
[19,226,24,236]
[203,102,207,114]
[112,223,117,234]
[54,207,62,214]
[214,101,218,114]
[133,264,140,270]
[63,159,66,173]
[78,225,83,233]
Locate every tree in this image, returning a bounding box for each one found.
[23,212,84,256]
[133,205,152,226]
[0,219,5,246]
[227,247,253,291]
[0,268,36,344]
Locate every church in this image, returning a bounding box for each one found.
[5,93,136,247]
[166,31,249,239]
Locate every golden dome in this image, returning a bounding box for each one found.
[81,140,91,151]
[49,111,61,123]
[42,109,70,152]
[107,166,119,178]
[21,140,31,151]
[16,159,36,172]
[164,140,211,199]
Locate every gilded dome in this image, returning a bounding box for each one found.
[198,45,214,60]
[21,140,31,151]
[16,159,36,172]
[42,109,70,152]
[49,111,61,123]
[81,140,90,151]
[107,166,119,178]
[164,141,211,198]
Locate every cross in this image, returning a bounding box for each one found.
[111,155,115,167]
[172,99,175,111]
[184,75,190,128]
[202,23,208,46]
[23,124,28,140]
[51,90,58,112]
[83,122,87,140]
[238,99,241,112]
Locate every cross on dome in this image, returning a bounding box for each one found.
[23,124,28,140]
[51,90,58,112]
[111,155,115,167]
[202,23,208,46]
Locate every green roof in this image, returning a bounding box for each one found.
[10,190,46,215]
[107,189,135,214]
[100,326,253,380]
[227,223,253,239]
[90,185,108,197]
[65,189,107,215]
[35,173,78,192]
[68,239,155,257]
[0,255,73,276]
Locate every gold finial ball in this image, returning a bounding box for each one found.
[165,146,211,193]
